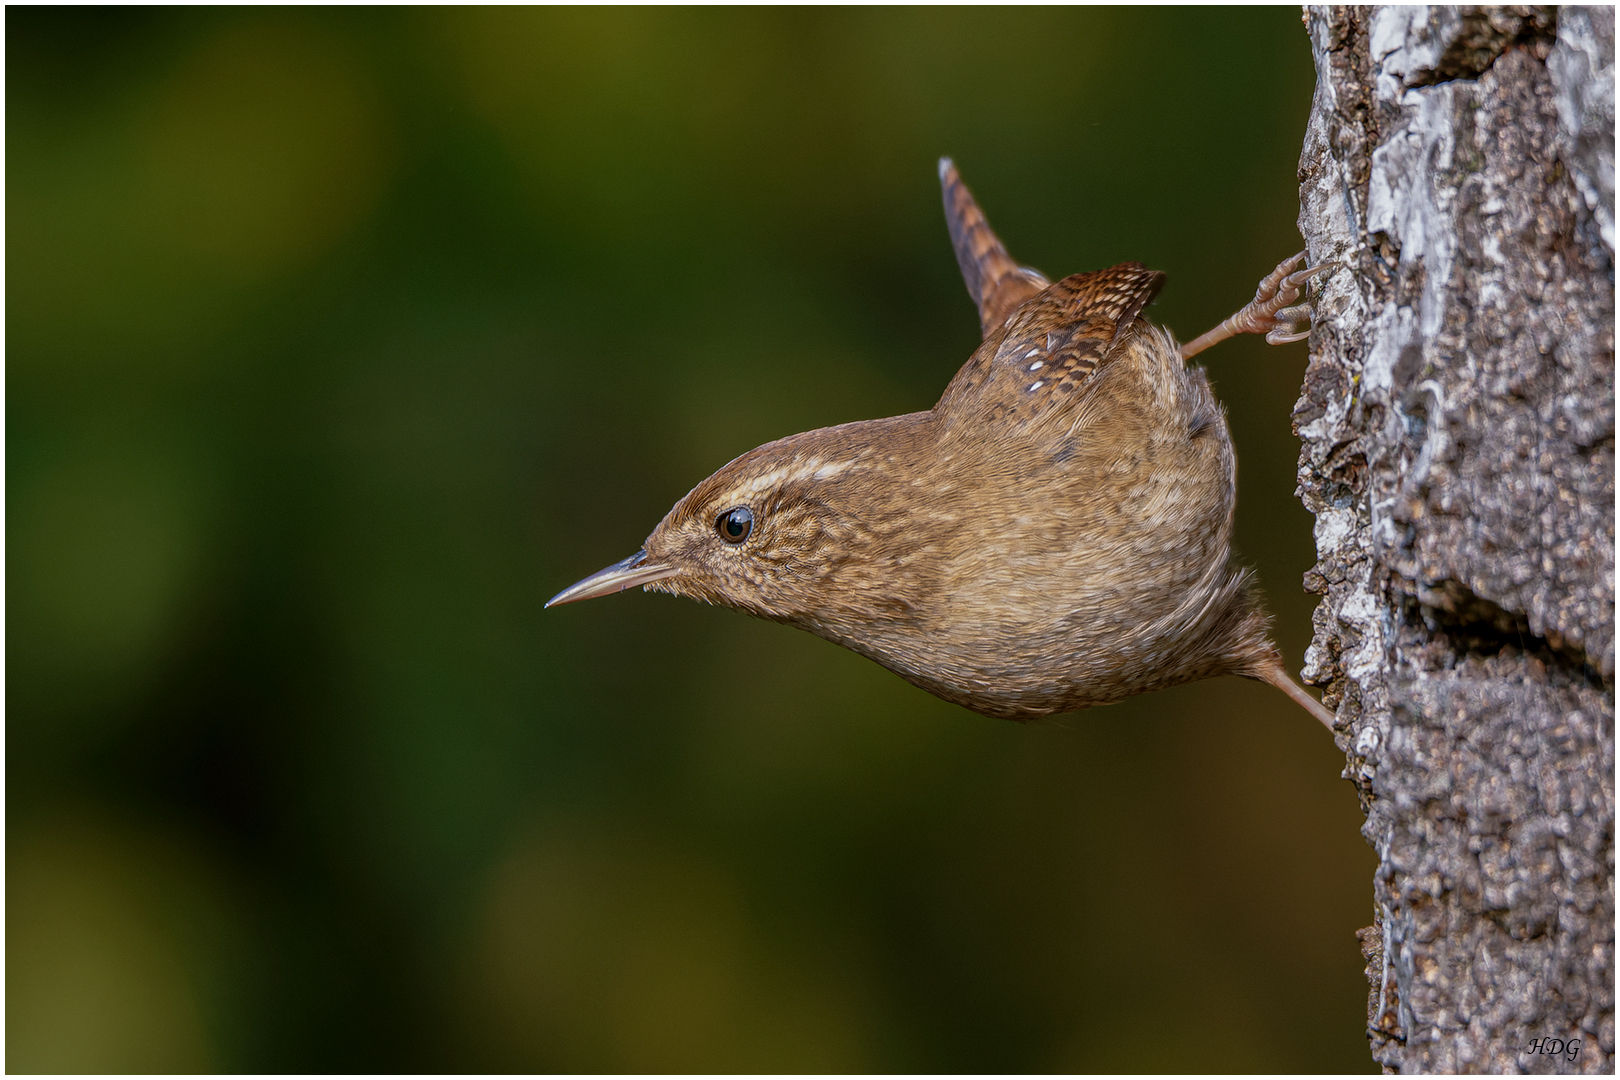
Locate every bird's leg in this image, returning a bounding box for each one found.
[1179,251,1336,360]
[1256,657,1338,731]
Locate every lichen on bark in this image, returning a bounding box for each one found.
[1295,5,1614,1072]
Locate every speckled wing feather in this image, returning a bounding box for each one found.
[937,263,1166,427]
[939,158,1052,337]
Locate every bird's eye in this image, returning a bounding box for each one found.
[716,506,754,544]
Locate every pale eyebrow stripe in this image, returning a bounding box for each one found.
[728,457,857,501]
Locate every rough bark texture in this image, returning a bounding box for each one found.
[1296,6,1614,1073]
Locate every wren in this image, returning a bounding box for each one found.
[549,160,1337,729]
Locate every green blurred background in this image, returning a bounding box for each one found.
[7,7,1376,1072]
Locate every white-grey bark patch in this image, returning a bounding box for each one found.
[1297,5,1614,1073]
[1547,6,1616,252]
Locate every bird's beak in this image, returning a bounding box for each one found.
[546,550,678,608]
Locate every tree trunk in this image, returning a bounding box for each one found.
[1295,5,1614,1073]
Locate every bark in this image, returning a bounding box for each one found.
[1295,6,1614,1073]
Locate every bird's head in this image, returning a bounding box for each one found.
[546,417,933,628]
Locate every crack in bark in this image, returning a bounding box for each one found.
[1399,7,1558,87]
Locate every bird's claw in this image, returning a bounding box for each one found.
[1247,251,1336,344]
[1265,327,1312,345]
[1264,302,1314,344]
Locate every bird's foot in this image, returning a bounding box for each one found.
[1248,250,1336,345]
[1179,251,1337,360]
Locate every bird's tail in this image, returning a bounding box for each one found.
[938,158,1052,338]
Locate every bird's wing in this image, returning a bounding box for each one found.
[939,158,1051,337]
[936,263,1166,427]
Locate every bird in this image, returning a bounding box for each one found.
[548,159,1337,729]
